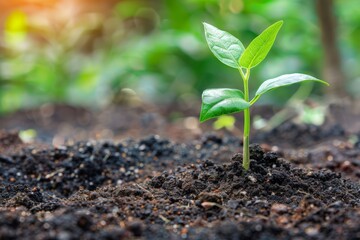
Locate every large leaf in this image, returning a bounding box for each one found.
[255,73,329,98]
[240,21,283,69]
[200,88,250,122]
[203,23,245,68]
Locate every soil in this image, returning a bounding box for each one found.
[0,104,359,239]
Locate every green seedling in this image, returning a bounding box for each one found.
[200,21,328,171]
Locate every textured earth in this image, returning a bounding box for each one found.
[0,104,359,239]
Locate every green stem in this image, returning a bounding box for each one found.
[249,95,260,106]
[239,68,251,171]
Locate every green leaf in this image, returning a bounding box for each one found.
[255,73,329,98]
[213,115,236,130]
[200,88,250,122]
[203,22,245,68]
[240,21,283,69]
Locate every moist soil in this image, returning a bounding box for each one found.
[0,104,360,239]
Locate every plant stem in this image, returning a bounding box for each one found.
[239,68,251,171]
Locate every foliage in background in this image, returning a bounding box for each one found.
[0,0,359,114]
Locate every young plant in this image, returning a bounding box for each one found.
[199,21,328,171]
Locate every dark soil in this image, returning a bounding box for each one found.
[253,122,346,148]
[0,104,359,239]
[0,132,359,239]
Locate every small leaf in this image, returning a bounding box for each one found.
[203,22,245,68]
[240,21,283,69]
[213,115,236,130]
[200,88,250,122]
[255,73,329,97]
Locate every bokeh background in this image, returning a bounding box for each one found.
[0,0,359,114]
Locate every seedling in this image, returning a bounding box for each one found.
[200,21,328,171]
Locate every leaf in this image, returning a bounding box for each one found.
[255,73,329,98]
[213,115,235,130]
[203,22,245,68]
[200,88,250,122]
[240,21,283,69]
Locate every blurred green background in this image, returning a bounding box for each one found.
[0,0,359,114]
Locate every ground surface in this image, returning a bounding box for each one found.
[0,104,359,239]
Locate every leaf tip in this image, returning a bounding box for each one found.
[322,81,330,86]
[274,20,284,28]
[199,114,207,123]
[314,78,330,86]
[202,22,210,29]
